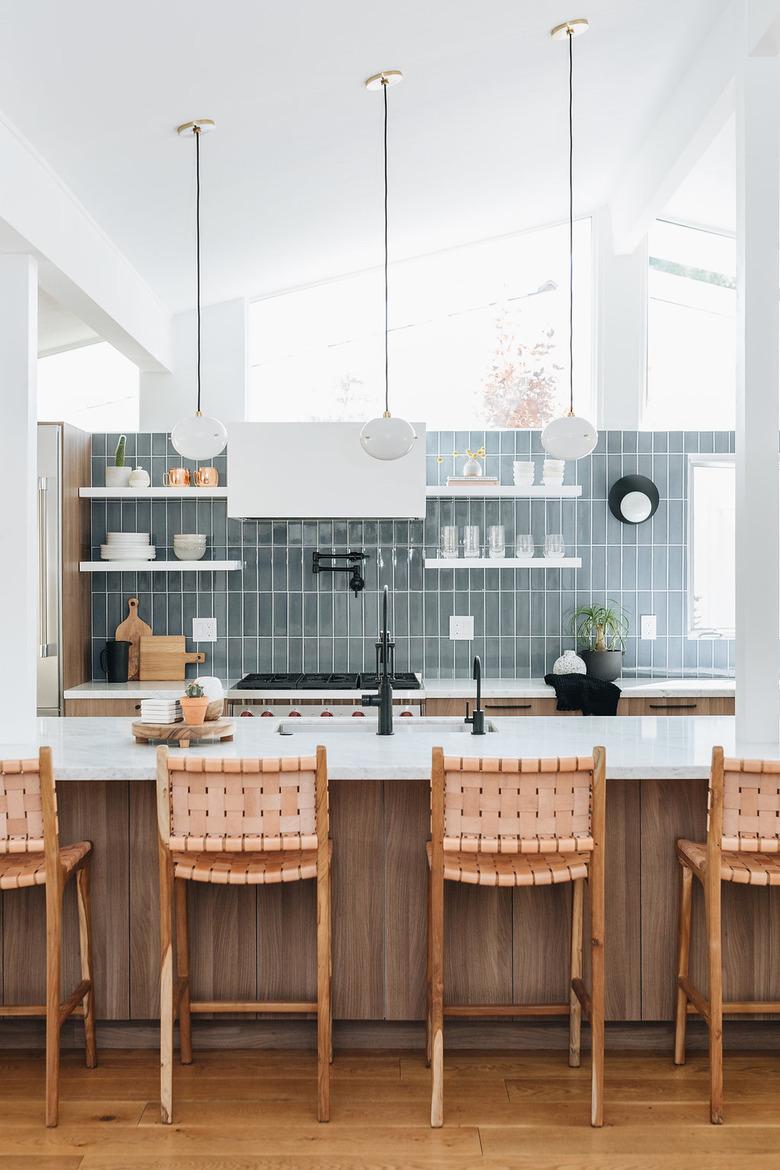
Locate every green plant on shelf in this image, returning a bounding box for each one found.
[570,602,629,651]
[184,681,205,699]
[114,434,127,467]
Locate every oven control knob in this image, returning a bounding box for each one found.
[400,709,414,717]
[352,709,366,717]
[240,710,256,717]
[321,710,333,717]
[289,710,302,718]
[258,710,273,718]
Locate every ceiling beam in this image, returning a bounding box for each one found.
[0,110,171,371]
[610,1,739,254]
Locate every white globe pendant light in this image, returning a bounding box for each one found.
[541,20,598,462]
[359,71,417,462]
[171,118,227,462]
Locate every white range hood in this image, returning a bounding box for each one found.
[227,422,426,519]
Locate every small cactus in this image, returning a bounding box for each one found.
[114,434,127,467]
[184,681,204,698]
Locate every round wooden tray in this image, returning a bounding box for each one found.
[132,717,234,747]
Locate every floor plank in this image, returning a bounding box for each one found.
[0,1049,779,1168]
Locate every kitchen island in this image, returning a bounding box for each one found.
[1,715,778,1050]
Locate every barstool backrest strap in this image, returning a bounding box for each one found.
[0,749,57,855]
[436,752,601,854]
[156,748,328,853]
[714,749,780,852]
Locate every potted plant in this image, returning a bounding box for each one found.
[105,434,132,488]
[570,602,628,683]
[181,681,209,725]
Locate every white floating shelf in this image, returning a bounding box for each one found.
[79,560,242,573]
[424,557,581,570]
[80,487,228,499]
[426,485,581,498]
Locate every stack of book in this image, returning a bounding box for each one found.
[138,698,183,724]
[445,476,500,488]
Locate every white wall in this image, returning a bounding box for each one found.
[139,297,247,431]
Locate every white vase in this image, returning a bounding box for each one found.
[105,466,132,488]
[462,457,482,478]
[128,467,151,488]
[552,650,587,676]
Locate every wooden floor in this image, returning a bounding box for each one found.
[2,1048,780,1168]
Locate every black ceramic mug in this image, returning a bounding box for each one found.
[100,639,131,683]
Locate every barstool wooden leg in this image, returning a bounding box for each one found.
[175,879,192,1065]
[45,874,63,1128]
[430,865,444,1128]
[590,874,605,1127]
[159,843,174,1125]
[426,867,433,1068]
[76,862,97,1069]
[706,864,724,1123]
[674,863,693,1066]
[569,878,584,1068]
[317,853,332,1122]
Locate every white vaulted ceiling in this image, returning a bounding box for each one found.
[0,0,731,311]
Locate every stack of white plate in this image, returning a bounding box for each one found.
[512,460,535,488]
[173,533,207,562]
[139,698,182,724]
[100,533,156,561]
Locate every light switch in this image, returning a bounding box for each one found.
[640,615,657,641]
[192,617,218,642]
[449,615,475,641]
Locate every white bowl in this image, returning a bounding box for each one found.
[174,547,206,561]
[175,534,207,541]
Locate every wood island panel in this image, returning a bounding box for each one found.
[4,770,778,1042]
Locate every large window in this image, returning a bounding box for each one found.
[248,220,592,428]
[646,220,736,429]
[688,456,735,638]
[38,342,139,431]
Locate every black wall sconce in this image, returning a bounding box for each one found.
[312,551,368,596]
[609,475,659,525]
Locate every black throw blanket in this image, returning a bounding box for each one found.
[544,673,621,716]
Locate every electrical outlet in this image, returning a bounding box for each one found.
[192,617,218,642]
[449,615,475,641]
[640,615,657,641]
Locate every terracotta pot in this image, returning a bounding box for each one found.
[181,696,209,725]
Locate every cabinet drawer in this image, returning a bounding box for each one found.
[618,697,734,716]
[65,699,142,717]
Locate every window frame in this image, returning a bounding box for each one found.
[687,452,735,640]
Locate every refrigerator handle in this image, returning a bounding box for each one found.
[38,475,50,658]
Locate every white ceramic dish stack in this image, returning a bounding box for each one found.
[173,533,207,562]
[542,459,565,487]
[100,533,156,561]
[512,460,535,488]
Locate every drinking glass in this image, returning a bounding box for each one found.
[488,525,506,559]
[516,534,535,558]
[463,525,481,558]
[440,526,458,559]
[544,533,565,558]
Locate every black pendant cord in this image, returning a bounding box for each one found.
[567,28,574,418]
[383,78,390,416]
[195,125,202,416]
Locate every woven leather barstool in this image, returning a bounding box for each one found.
[156,745,331,1124]
[675,745,780,1123]
[427,746,606,1129]
[0,747,96,1126]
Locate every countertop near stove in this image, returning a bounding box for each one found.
[64,676,738,701]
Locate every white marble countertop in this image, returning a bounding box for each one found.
[4,714,773,782]
[64,676,737,702]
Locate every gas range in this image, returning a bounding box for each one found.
[234,671,422,691]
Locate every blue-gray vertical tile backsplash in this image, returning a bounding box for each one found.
[89,431,734,680]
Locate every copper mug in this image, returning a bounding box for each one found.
[162,468,190,487]
[194,466,219,487]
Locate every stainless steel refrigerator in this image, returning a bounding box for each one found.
[37,422,63,716]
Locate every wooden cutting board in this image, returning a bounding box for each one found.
[139,636,206,681]
[115,597,152,680]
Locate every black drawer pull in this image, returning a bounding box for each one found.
[647,702,698,710]
[485,703,533,711]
